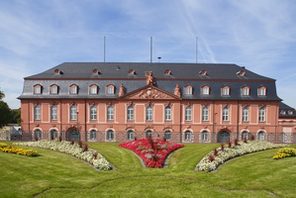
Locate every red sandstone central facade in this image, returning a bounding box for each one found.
[19,62,296,143]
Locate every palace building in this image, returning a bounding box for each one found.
[19,62,296,143]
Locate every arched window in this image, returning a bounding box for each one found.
[50,84,59,94]
[127,106,134,121]
[257,86,266,96]
[165,106,172,121]
[222,106,229,121]
[89,84,98,95]
[90,105,97,120]
[241,131,249,140]
[221,86,230,96]
[184,130,193,142]
[185,106,192,121]
[33,84,42,94]
[50,105,58,121]
[184,85,193,95]
[164,130,172,140]
[146,105,153,121]
[106,130,115,141]
[257,131,266,141]
[202,105,209,121]
[201,130,209,143]
[106,84,115,95]
[259,106,266,122]
[241,86,250,96]
[33,129,42,141]
[107,106,114,121]
[69,84,78,95]
[127,130,135,140]
[70,104,77,121]
[49,129,58,140]
[34,104,41,121]
[89,129,97,141]
[201,86,210,95]
[145,130,152,138]
[242,106,249,122]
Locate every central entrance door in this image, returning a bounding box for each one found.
[66,127,80,141]
[217,130,230,143]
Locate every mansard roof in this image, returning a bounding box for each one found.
[279,102,296,119]
[25,62,275,81]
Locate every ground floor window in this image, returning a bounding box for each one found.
[145,130,152,138]
[33,129,42,140]
[241,131,249,140]
[49,129,58,140]
[184,130,193,142]
[257,131,266,141]
[217,131,230,143]
[164,130,172,140]
[200,131,209,143]
[127,130,135,140]
[89,130,97,141]
[106,130,115,141]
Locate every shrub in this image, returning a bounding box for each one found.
[273,147,296,160]
[228,142,232,148]
[220,144,224,151]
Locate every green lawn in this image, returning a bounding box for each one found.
[0,142,295,198]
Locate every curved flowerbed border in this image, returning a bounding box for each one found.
[0,142,39,157]
[196,141,285,172]
[14,141,112,171]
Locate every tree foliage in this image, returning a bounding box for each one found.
[0,89,20,127]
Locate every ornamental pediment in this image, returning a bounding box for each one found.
[123,86,179,100]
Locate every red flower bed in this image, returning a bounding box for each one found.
[120,138,184,168]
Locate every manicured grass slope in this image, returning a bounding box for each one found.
[0,143,295,198]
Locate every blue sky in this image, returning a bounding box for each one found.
[0,0,296,109]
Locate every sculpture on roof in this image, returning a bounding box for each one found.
[174,84,181,97]
[118,84,126,97]
[146,71,155,86]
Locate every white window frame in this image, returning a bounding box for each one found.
[259,106,266,122]
[242,106,249,122]
[165,106,172,121]
[201,131,209,143]
[70,104,77,121]
[221,86,230,96]
[257,87,266,96]
[50,105,58,121]
[34,85,42,95]
[184,86,192,95]
[201,86,210,95]
[34,104,41,121]
[89,85,98,95]
[202,106,209,122]
[89,130,97,141]
[69,85,78,95]
[146,106,153,121]
[50,85,58,95]
[185,106,192,121]
[241,87,250,96]
[107,106,114,121]
[164,130,172,140]
[107,85,115,95]
[90,105,97,121]
[222,106,229,121]
[127,106,134,121]
[127,130,134,140]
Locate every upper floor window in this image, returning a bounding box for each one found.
[280,110,286,115]
[259,106,266,122]
[184,85,193,95]
[34,104,41,121]
[222,106,229,121]
[50,105,58,121]
[165,106,172,121]
[33,84,42,95]
[89,84,98,95]
[70,104,77,121]
[107,106,114,121]
[241,86,250,96]
[127,106,134,121]
[202,105,209,121]
[242,106,249,122]
[221,86,230,96]
[185,106,192,121]
[201,86,210,95]
[50,84,59,95]
[90,105,97,121]
[146,105,153,121]
[69,84,78,95]
[106,84,115,95]
[257,86,266,96]
[288,110,294,115]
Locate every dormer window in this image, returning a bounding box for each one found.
[89,84,98,95]
[184,85,193,95]
[50,84,59,95]
[201,85,210,95]
[241,86,250,96]
[33,84,42,94]
[164,69,172,76]
[92,69,101,75]
[106,84,115,95]
[199,70,208,77]
[54,69,63,75]
[221,86,230,96]
[128,69,136,76]
[288,110,293,115]
[280,110,286,115]
[69,84,78,95]
[257,86,267,96]
[236,67,246,77]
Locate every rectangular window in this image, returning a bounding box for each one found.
[70,105,77,121]
[258,88,266,96]
[165,107,172,121]
[222,107,229,121]
[146,106,153,121]
[51,105,57,121]
[202,106,209,121]
[221,87,230,96]
[34,105,41,121]
[127,107,134,121]
[185,107,192,121]
[90,106,97,120]
[107,106,114,121]
[259,107,266,122]
[90,86,97,95]
[242,107,249,122]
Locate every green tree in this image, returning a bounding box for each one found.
[10,108,21,124]
[0,101,11,128]
[0,89,4,100]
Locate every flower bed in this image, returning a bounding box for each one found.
[14,141,112,171]
[0,142,38,157]
[120,138,184,168]
[273,147,296,160]
[196,141,285,172]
